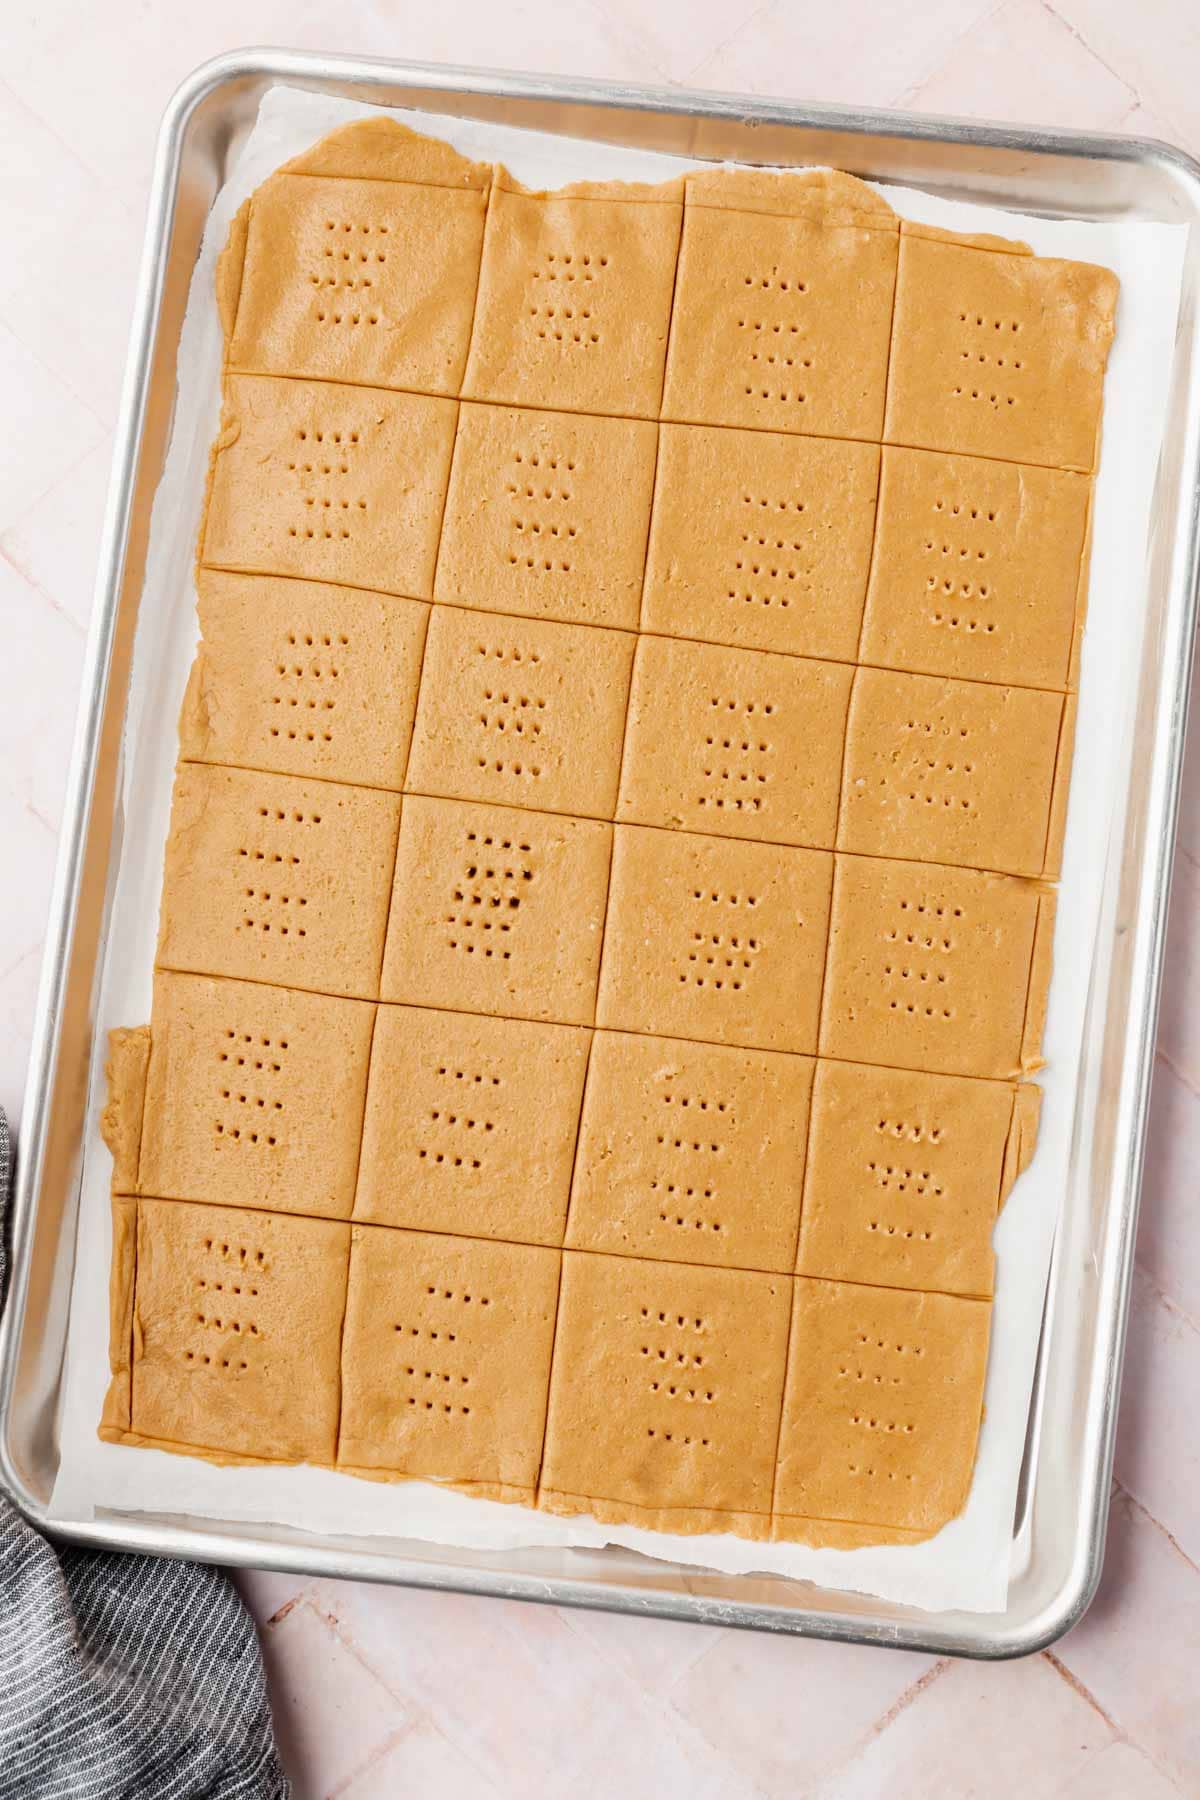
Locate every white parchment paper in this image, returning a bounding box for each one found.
[49,86,1189,1614]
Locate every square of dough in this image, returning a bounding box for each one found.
[773,1277,991,1537]
[137,971,375,1220]
[180,570,429,791]
[796,1061,1039,1297]
[355,1005,591,1244]
[567,1031,814,1271]
[820,853,1054,1079]
[663,206,898,440]
[884,230,1118,471]
[130,1198,350,1464]
[859,447,1091,690]
[618,636,852,849]
[539,1249,792,1534]
[463,184,683,418]
[642,424,880,662]
[407,606,634,819]
[838,667,1069,878]
[598,825,833,1053]
[156,764,401,1001]
[337,1224,560,1501]
[382,796,612,1026]
[435,402,658,630]
[228,173,487,395]
[202,374,457,599]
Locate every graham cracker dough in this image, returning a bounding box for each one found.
[617,634,853,849]
[819,853,1055,1079]
[884,225,1119,472]
[202,373,457,598]
[130,971,376,1220]
[381,794,612,1026]
[663,198,899,440]
[462,180,684,419]
[407,604,635,820]
[837,665,1070,879]
[539,1248,792,1535]
[796,1061,1040,1298]
[859,446,1092,690]
[100,113,1119,1555]
[435,401,658,631]
[337,1224,560,1500]
[104,1198,350,1465]
[227,171,487,395]
[156,762,401,1001]
[355,1004,591,1244]
[181,569,429,791]
[641,423,880,662]
[596,824,834,1053]
[773,1276,993,1538]
[567,1030,814,1272]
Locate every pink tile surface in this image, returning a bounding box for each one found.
[2,3,1200,1795]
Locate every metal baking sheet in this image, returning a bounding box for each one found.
[2,48,1199,1659]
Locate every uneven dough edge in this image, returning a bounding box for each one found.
[100,1024,150,1195]
[282,116,492,190]
[537,1487,772,1541]
[685,163,897,229]
[771,1514,931,1549]
[1021,889,1059,1075]
[1001,1082,1044,1214]
[100,1196,138,1437]
[1043,692,1079,883]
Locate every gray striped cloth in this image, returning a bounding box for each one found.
[0,1110,290,1798]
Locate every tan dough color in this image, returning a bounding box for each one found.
[819,853,1055,1079]
[337,1225,560,1500]
[597,824,834,1054]
[617,634,853,849]
[105,1198,351,1465]
[663,201,899,441]
[407,604,635,820]
[181,569,429,791]
[463,181,684,419]
[99,112,1120,1552]
[202,373,457,599]
[156,763,401,1001]
[642,424,880,663]
[133,970,376,1220]
[228,171,487,395]
[436,401,659,631]
[884,226,1118,472]
[381,795,612,1026]
[837,665,1071,879]
[859,446,1092,690]
[567,1031,814,1272]
[539,1248,792,1535]
[355,1004,591,1244]
[796,1061,1041,1297]
[773,1276,992,1538]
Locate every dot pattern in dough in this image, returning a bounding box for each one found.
[100,116,1116,1551]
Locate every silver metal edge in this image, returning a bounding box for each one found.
[2,44,1198,1660]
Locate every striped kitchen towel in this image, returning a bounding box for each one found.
[0,1109,289,1798]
